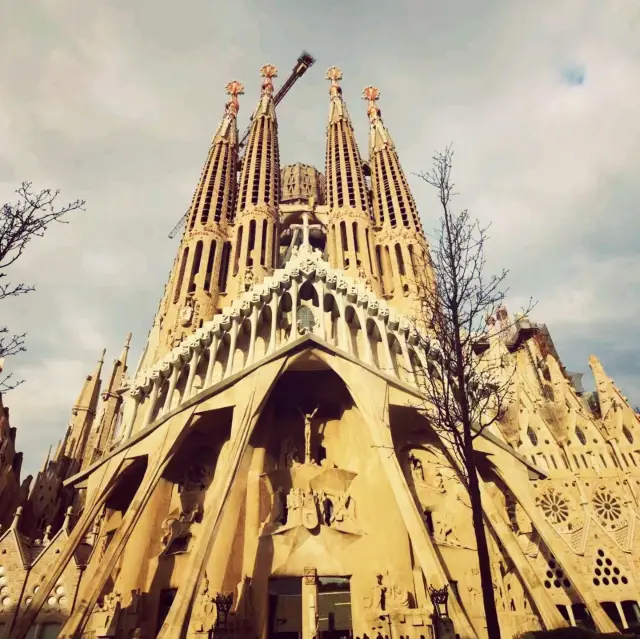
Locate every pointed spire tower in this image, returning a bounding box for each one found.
[363,86,434,315]
[63,349,105,471]
[231,64,281,294]
[81,333,132,470]
[141,81,243,367]
[325,67,378,288]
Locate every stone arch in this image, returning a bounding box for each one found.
[299,279,319,307]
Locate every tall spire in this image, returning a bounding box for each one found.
[363,86,433,314]
[324,67,378,288]
[140,82,242,368]
[63,349,105,470]
[231,65,281,293]
[82,333,133,470]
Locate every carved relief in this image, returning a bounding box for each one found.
[274,486,357,533]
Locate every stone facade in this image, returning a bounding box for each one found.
[1,65,640,639]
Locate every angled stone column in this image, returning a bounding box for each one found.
[328,357,479,638]
[10,449,135,638]
[491,453,619,634]
[54,407,199,639]
[157,357,288,639]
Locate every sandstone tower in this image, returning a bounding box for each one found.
[2,64,640,639]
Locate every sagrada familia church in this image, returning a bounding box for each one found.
[0,57,639,639]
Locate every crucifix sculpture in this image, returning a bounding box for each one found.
[290,212,322,249]
[297,405,319,464]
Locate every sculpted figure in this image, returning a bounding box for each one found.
[298,405,319,464]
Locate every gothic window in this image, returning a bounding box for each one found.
[188,241,203,293]
[395,244,405,276]
[575,426,587,445]
[623,426,634,444]
[375,246,385,295]
[247,219,256,267]
[202,144,223,225]
[233,226,243,276]
[218,242,231,293]
[527,427,538,446]
[204,241,216,292]
[352,222,359,253]
[365,228,374,274]
[173,247,189,303]
[260,220,268,266]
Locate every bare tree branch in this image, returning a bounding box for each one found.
[0,183,84,388]
[408,146,535,639]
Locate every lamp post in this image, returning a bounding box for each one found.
[213,592,234,636]
[428,585,453,639]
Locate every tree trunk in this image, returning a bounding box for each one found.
[467,456,502,639]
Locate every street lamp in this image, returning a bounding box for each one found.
[428,585,450,619]
[214,592,234,630]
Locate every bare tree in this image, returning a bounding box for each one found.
[0,182,84,391]
[412,147,533,639]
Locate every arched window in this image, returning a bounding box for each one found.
[623,426,634,444]
[527,427,538,446]
[575,426,587,445]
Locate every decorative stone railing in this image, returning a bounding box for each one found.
[118,246,429,441]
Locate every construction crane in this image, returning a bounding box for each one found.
[168,51,316,239]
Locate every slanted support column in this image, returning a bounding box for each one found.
[204,335,220,387]
[381,326,395,376]
[184,347,201,399]
[268,293,278,355]
[54,408,198,639]
[122,391,142,440]
[157,358,287,639]
[247,304,260,365]
[356,307,374,365]
[162,364,181,414]
[497,466,619,633]
[225,319,239,378]
[333,363,478,638]
[141,374,162,431]
[476,479,567,629]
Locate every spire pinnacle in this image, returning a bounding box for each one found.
[260,64,278,96]
[326,66,343,98]
[224,80,244,118]
[362,85,382,123]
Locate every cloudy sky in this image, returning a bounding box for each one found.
[2,0,639,477]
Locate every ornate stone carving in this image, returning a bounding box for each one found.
[179,298,194,327]
[537,487,569,525]
[297,405,319,465]
[592,488,623,530]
